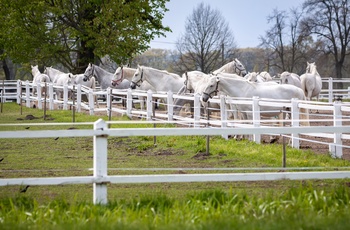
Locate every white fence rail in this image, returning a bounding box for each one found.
[1,80,350,157]
[5,80,349,157]
[1,119,350,204]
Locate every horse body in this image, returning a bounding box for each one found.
[202,76,309,125]
[212,58,247,76]
[31,65,50,96]
[279,71,301,88]
[300,62,322,101]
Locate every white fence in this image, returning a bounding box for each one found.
[1,119,350,204]
[4,79,350,158]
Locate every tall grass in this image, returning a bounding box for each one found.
[0,185,349,229]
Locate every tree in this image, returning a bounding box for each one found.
[259,8,311,75]
[174,2,237,74]
[0,0,170,75]
[301,0,350,87]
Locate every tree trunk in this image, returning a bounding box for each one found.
[2,58,15,80]
[335,61,343,89]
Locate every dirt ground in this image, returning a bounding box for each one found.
[260,109,350,160]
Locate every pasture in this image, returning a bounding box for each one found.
[1,102,350,229]
[0,103,350,229]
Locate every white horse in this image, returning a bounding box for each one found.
[83,63,129,90]
[279,71,301,88]
[212,58,247,76]
[111,66,158,110]
[130,65,184,93]
[300,62,322,101]
[31,65,51,97]
[44,67,73,98]
[201,75,309,127]
[174,71,247,119]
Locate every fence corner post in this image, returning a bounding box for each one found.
[93,118,108,205]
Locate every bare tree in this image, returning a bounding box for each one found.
[259,8,310,75]
[301,0,350,87]
[174,3,237,74]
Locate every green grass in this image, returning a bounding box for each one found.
[1,102,350,229]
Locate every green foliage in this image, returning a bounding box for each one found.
[0,186,350,229]
[0,0,171,72]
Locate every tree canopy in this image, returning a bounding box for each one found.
[0,0,170,73]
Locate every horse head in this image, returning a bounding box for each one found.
[111,66,124,86]
[234,58,247,76]
[130,65,143,89]
[202,75,220,102]
[83,63,94,81]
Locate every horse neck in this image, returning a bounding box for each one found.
[188,74,208,90]
[218,77,251,97]
[93,64,112,82]
[32,69,41,77]
[142,67,166,87]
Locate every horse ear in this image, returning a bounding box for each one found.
[121,66,123,70]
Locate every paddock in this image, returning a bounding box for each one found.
[1,77,350,204]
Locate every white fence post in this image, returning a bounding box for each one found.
[63,84,68,110]
[290,98,300,149]
[194,94,201,128]
[88,89,94,115]
[127,88,133,118]
[330,101,342,158]
[37,83,42,109]
[146,90,153,121]
[16,80,21,104]
[328,78,333,103]
[93,119,108,204]
[49,84,54,110]
[252,96,261,143]
[106,88,111,116]
[167,91,173,121]
[76,84,81,112]
[25,81,30,108]
[220,95,228,140]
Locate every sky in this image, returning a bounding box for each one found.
[150,0,305,50]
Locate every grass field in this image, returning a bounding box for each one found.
[1,102,350,229]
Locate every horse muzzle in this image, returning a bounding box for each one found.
[130,82,137,89]
[83,75,89,82]
[111,80,117,87]
[201,93,210,102]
